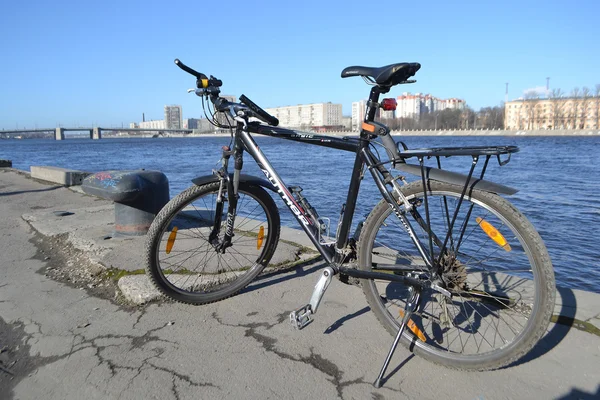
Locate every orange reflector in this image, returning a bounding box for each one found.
[166,227,178,254]
[257,226,264,250]
[361,122,376,133]
[399,309,426,342]
[476,217,511,251]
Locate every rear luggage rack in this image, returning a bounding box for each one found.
[394,145,519,166]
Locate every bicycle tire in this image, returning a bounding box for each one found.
[358,180,555,370]
[146,181,280,305]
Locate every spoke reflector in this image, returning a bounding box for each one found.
[257,226,264,250]
[399,309,426,341]
[166,227,178,254]
[476,217,511,251]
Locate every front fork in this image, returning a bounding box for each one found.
[210,144,242,253]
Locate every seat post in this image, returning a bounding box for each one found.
[364,86,388,122]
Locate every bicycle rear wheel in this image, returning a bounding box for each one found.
[358,181,555,370]
[146,181,280,305]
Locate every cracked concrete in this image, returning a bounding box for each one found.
[2,168,600,399]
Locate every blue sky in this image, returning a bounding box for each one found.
[1,0,598,129]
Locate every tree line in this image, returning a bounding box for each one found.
[377,84,600,131]
[380,106,505,131]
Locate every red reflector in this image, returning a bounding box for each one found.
[381,98,397,111]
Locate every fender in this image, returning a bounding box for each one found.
[395,163,518,195]
[192,173,276,192]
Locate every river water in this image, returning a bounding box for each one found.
[2,135,599,293]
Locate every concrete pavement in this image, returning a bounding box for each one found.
[1,168,600,400]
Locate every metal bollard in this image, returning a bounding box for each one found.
[82,170,169,236]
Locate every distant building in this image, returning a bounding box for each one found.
[349,93,466,130]
[351,100,367,130]
[380,109,395,119]
[439,98,466,111]
[182,118,215,133]
[505,97,600,130]
[341,116,352,130]
[395,93,465,120]
[197,118,215,133]
[266,102,343,129]
[396,93,421,119]
[164,105,183,129]
[214,96,237,130]
[183,118,202,129]
[139,120,166,130]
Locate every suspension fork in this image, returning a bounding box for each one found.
[211,128,244,253]
[208,145,232,245]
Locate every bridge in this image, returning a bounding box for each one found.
[0,127,193,140]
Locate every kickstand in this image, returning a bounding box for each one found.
[373,287,421,388]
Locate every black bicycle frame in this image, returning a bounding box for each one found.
[239,124,362,265]
[226,92,434,278]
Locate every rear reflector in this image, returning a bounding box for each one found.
[381,98,397,111]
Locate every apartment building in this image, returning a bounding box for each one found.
[440,98,466,111]
[164,105,183,129]
[351,100,366,130]
[505,98,600,130]
[352,94,465,127]
[265,102,343,128]
[396,93,465,120]
[214,95,237,129]
[139,120,166,129]
[396,93,422,119]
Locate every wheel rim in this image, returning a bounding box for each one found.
[364,189,543,363]
[154,187,273,298]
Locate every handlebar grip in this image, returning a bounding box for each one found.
[239,94,279,127]
[174,59,207,80]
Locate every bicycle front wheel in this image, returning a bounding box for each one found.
[358,180,555,370]
[146,181,280,305]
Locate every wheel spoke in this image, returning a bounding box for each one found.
[358,181,554,369]
[147,183,280,305]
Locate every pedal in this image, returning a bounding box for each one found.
[290,304,313,330]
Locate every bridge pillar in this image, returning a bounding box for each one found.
[92,127,102,140]
[55,128,65,140]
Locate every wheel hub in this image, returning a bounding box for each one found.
[440,253,467,290]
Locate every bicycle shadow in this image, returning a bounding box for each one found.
[508,285,576,367]
[239,258,326,294]
[359,268,575,378]
[555,385,600,400]
[323,306,371,334]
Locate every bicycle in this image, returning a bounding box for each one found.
[145,59,556,388]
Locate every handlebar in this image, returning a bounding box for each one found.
[174,59,206,80]
[176,58,278,127]
[174,59,222,88]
